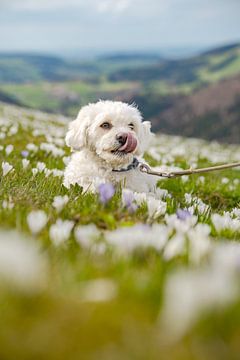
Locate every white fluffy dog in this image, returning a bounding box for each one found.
[63,100,157,193]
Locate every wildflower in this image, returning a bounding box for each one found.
[21,150,29,158]
[212,213,240,232]
[81,279,117,302]
[176,209,191,221]
[133,192,147,206]
[32,168,38,176]
[5,144,14,155]
[27,210,48,234]
[40,143,64,157]
[26,143,38,152]
[22,159,30,169]
[49,219,74,246]
[36,162,46,172]
[231,208,240,219]
[122,189,138,213]
[165,213,198,233]
[163,233,185,260]
[105,224,169,254]
[52,169,63,177]
[184,193,192,205]
[2,199,14,210]
[2,162,13,176]
[160,263,238,339]
[52,195,69,213]
[98,183,115,204]
[44,168,52,177]
[8,125,18,135]
[222,177,229,184]
[0,230,47,291]
[74,224,100,248]
[147,197,167,219]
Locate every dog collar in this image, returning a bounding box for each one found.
[112,157,140,173]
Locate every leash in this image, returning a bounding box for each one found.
[138,161,240,178]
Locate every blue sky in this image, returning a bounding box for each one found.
[0,0,240,55]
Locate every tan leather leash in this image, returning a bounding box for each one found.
[139,162,240,178]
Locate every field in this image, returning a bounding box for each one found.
[1,102,240,359]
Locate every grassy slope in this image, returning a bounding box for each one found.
[0,103,240,359]
[0,80,141,116]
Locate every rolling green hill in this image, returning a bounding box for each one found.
[109,43,240,86]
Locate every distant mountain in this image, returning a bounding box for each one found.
[149,75,240,144]
[0,53,99,83]
[108,43,240,86]
[1,43,240,85]
[98,52,162,62]
[0,52,161,84]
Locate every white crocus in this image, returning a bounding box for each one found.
[22,159,30,169]
[147,197,167,219]
[26,143,38,152]
[74,224,100,248]
[160,265,238,340]
[0,230,47,291]
[163,234,185,260]
[5,144,14,155]
[52,195,69,212]
[81,279,117,302]
[49,219,74,245]
[27,210,48,234]
[36,162,46,172]
[2,162,13,176]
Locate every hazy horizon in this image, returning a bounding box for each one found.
[0,0,240,56]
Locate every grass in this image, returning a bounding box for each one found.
[0,103,240,359]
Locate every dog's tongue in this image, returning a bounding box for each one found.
[118,133,137,153]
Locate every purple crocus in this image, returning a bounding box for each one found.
[21,150,29,158]
[98,183,115,204]
[122,189,138,213]
[176,208,192,221]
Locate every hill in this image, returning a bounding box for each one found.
[149,75,240,144]
[0,43,239,144]
[0,102,240,359]
[109,43,240,86]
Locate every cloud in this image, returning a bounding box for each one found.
[1,0,132,13]
[97,0,131,14]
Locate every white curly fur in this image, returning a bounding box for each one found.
[63,100,157,193]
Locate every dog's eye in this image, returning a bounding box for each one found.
[128,123,134,130]
[100,122,112,129]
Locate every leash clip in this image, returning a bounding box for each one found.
[138,163,173,178]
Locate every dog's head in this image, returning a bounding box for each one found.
[65,100,153,166]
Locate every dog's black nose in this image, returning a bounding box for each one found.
[116,132,128,145]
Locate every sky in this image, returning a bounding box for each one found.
[0,0,240,56]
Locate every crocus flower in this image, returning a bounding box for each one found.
[2,162,13,176]
[52,195,69,213]
[22,159,30,169]
[5,144,14,155]
[49,219,74,246]
[98,183,115,204]
[176,209,192,221]
[21,150,29,158]
[122,189,138,213]
[27,210,48,234]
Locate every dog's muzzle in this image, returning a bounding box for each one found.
[116,132,137,153]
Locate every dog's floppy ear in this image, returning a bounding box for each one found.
[136,121,154,155]
[65,111,89,151]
